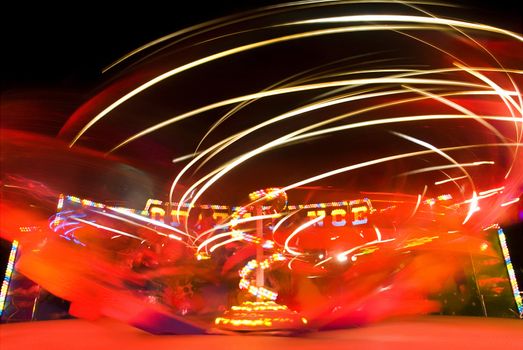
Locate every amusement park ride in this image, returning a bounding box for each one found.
[2,0,523,340]
[1,186,521,333]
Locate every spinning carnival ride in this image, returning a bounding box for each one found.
[1,0,523,334]
[1,187,521,332]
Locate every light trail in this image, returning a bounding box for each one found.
[501,198,520,207]
[399,161,495,176]
[285,15,523,41]
[104,0,460,72]
[209,237,244,253]
[479,186,505,196]
[172,84,521,212]
[194,213,280,244]
[118,68,523,161]
[272,210,302,234]
[72,217,144,241]
[434,175,468,185]
[59,4,523,245]
[315,238,396,267]
[285,115,521,147]
[109,76,488,153]
[401,85,509,143]
[455,63,523,179]
[407,186,427,220]
[180,118,521,221]
[107,207,191,240]
[93,209,183,241]
[177,106,513,215]
[197,231,242,253]
[70,11,523,146]
[73,24,452,147]
[130,73,520,218]
[273,143,522,205]
[188,67,521,175]
[7,1,523,331]
[391,132,478,223]
[284,215,326,256]
[170,87,410,207]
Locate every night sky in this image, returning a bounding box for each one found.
[1,1,520,89]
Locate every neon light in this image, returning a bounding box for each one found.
[0,240,19,317]
[306,210,326,227]
[145,199,230,211]
[214,301,307,329]
[331,208,347,227]
[497,228,523,316]
[289,201,350,210]
[53,194,65,228]
[56,194,65,210]
[57,196,191,243]
[437,194,453,201]
[18,226,40,233]
[249,187,286,202]
[230,301,288,312]
[143,198,163,211]
[149,206,166,222]
[238,254,286,301]
[351,205,368,225]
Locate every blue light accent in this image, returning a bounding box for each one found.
[352,218,368,226]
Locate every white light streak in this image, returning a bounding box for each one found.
[284,215,325,256]
[434,175,468,185]
[501,198,520,207]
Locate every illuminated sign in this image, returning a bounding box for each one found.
[303,199,374,228]
[143,198,374,229]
